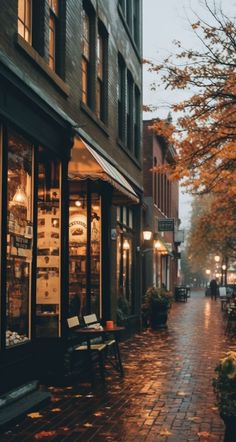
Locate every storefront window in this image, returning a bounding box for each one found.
[69,193,87,318]
[91,194,101,316]
[68,191,101,318]
[6,129,33,346]
[36,147,61,337]
[116,207,134,318]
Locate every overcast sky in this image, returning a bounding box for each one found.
[142,0,235,229]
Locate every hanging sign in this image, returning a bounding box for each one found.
[158,218,174,232]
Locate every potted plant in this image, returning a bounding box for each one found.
[213,351,236,442]
[142,286,172,330]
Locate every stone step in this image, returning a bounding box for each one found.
[0,381,51,430]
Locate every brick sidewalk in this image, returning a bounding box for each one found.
[2,290,234,441]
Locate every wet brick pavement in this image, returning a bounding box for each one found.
[2,290,235,441]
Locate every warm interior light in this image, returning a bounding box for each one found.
[222,264,227,270]
[214,255,220,263]
[143,230,152,241]
[205,269,211,275]
[123,239,130,250]
[75,200,82,207]
[11,186,27,207]
[154,240,162,249]
[215,272,220,278]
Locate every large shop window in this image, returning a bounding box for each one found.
[69,190,101,318]
[116,206,134,318]
[6,130,33,347]
[36,147,61,337]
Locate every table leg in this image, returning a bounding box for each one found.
[115,338,124,376]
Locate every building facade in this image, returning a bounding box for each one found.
[0,0,143,393]
[143,120,180,296]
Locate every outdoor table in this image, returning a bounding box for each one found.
[75,325,125,377]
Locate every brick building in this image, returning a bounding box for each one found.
[143,120,180,295]
[0,0,143,394]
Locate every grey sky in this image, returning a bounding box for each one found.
[142,0,235,228]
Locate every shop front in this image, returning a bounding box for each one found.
[68,136,142,329]
[0,65,73,393]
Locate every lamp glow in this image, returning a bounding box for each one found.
[123,239,130,250]
[143,230,152,241]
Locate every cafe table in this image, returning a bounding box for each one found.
[75,325,125,377]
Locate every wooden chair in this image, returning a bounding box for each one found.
[83,314,116,348]
[83,314,119,370]
[66,316,106,381]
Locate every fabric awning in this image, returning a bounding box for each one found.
[68,137,139,204]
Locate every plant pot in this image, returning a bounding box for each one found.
[150,308,168,330]
[221,415,236,442]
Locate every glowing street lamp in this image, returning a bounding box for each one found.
[214,254,220,263]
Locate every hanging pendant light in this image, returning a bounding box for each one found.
[12,185,27,207]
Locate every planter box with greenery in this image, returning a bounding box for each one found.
[142,287,172,330]
[213,351,236,442]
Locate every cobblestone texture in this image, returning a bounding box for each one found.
[2,290,234,441]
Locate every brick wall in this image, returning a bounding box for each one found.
[0,0,142,189]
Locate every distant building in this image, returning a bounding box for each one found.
[142,120,181,294]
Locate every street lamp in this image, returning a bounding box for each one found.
[143,229,152,241]
[214,254,220,263]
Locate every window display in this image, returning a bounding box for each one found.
[69,192,101,318]
[6,129,33,346]
[36,147,61,337]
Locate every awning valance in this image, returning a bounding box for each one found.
[68,137,139,204]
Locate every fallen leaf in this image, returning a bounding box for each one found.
[34,430,56,439]
[94,411,104,416]
[51,408,61,412]
[197,431,210,438]
[84,422,93,428]
[159,429,172,436]
[27,412,43,419]
[188,416,201,422]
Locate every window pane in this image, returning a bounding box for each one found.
[69,193,87,318]
[6,130,33,347]
[49,15,55,70]
[18,20,24,38]
[18,0,25,21]
[36,148,61,337]
[49,0,59,16]
[18,0,32,44]
[25,0,31,28]
[91,195,101,316]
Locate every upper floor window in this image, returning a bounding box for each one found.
[118,54,126,142]
[127,71,134,151]
[96,24,107,122]
[81,9,91,106]
[118,0,140,49]
[134,86,140,159]
[49,0,59,71]
[18,0,32,44]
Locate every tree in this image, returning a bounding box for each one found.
[145,0,236,200]
[145,1,236,269]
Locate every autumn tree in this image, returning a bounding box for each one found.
[145,0,236,267]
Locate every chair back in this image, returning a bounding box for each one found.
[67,316,80,329]
[83,314,100,328]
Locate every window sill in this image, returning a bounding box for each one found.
[80,102,109,137]
[15,34,70,97]
[117,137,141,169]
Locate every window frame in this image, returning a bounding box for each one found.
[18,0,32,44]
